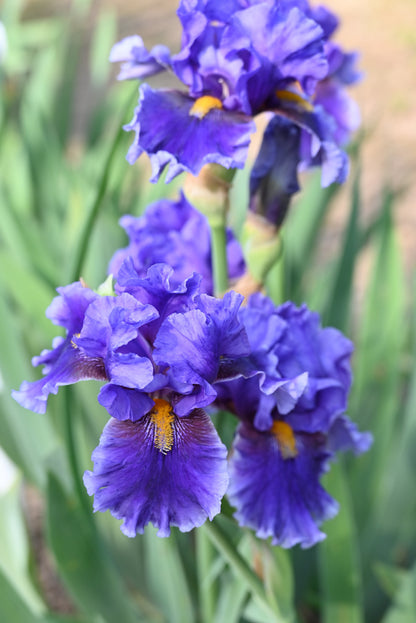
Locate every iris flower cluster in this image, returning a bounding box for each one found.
[13,0,370,548]
[13,199,371,547]
[111,0,360,220]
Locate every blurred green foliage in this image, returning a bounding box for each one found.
[0,2,415,622]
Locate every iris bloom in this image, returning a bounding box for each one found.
[15,265,296,537]
[108,192,245,294]
[110,0,352,184]
[220,294,372,548]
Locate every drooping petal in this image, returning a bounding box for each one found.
[12,341,107,414]
[124,84,255,182]
[84,407,229,537]
[249,115,301,226]
[327,415,373,455]
[12,282,104,413]
[228,421,339,548]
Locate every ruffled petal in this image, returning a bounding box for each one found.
[110,35,171,80]
[228,422,339,548]
[75,293,158,358]
[153,291,248,413]
[116,261,201,342]
[327,415,373,455]
[12,341,107,414]
[124,85,255,182]
[108,193,245,295]
[45,281,98,333]
[84,408,229,536]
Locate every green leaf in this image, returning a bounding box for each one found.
[350,192,405,529]
[0,288,61,487]
[319,461,364,623]
[323,169,361,330]
[215,571,248,623]
[0,474,45,614]
[282,172,339,301]
[374,563,407,600]
[381,563,416,623]
[144,527,195,623]
[46,474,147,623]
[0,566,44,623]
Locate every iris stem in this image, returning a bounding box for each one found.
[203,520,268,606]
[211,223,228,296]
[70,86,138,283]
[196,528,216,623]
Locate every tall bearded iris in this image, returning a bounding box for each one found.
[219,294,372,548]
[111,0,333,182]
[111,0,360,196]
[13,264,253,537]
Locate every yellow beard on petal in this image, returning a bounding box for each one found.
[150,398,175,454]
[190,96,223,119]
[270,420,298,459]
[275,89,314,112]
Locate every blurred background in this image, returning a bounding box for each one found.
[1,1,416,622]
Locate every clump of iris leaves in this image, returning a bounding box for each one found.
[0,2,414,623]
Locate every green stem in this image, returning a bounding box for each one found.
[70,86,138,283]
[203,520,267,605]
[196,528,216,623]
[210,223,228,296]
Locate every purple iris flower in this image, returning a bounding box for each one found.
[221,294,372,548]
[80,266,253,536]
[13,265,256,537]
[111,0,333,182]
[108,192,245,294]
